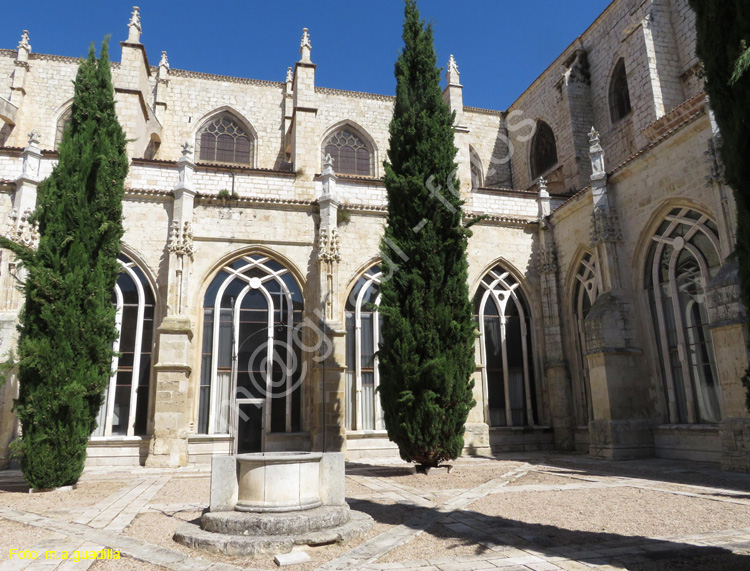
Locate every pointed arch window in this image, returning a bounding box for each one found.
[345,265,383,431]
[475,267,538,427]
[609,59,632,123]
[196,112,253,165]
[530,121,558,180]
[470,147,484,189]
[572,252,600,426]
[323,126,373,176]
[54,107,72,150]
[198,255,304,452]
[93,255,155,438]
[646,208,722,424]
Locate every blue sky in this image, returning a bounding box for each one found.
[2,1,612,110]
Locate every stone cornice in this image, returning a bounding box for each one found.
[169,68,284,88]
[315,86,395,103]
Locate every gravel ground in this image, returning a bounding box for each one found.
[0,479,128,519]
[345,477,377,498]
[0,520,63,561]
[379,522,494,562]
[468,487,750,540]
[149,476,209,506]
[90,555,168,570]
[505,470,582,487]
[348,460,525,491]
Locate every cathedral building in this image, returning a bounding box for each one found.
[1,0,749,472]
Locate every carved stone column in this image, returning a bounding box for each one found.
[310,156,347,453]
[536,180,574,450]
[146,142,196,468]
[585,129,653,459]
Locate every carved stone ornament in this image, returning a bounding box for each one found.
[447,54,460,85]
[537,245,558,275]
[286,67,293,84]
[300,28,311,50]
[590,207,623,245]
[159,50,169,69]
[319,227,341,262]
[5,208,38,249]
[181,140,194,159]
[17,30,30,52]
[589,127,606,180]
[168,220,195,259]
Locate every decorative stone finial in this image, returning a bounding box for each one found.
[537,178,550,222]
[181,140,194,159]
[128,6,142,43]
[447,54,461,86]
[322,154,335,177]
[159,51,169,70]
[300,28,312,63]
[538,177,548,197]
[27,129,41,148]
[286,67,293,84]
[17,30,31,53]
[589,127,606,181]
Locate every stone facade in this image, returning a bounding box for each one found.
[0,0,748,470]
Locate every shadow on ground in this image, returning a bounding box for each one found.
[345,453,750,570]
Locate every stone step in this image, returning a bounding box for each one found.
[201,505,351,536]
[173,510,374,557]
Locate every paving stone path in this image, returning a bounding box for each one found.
[1,457,750,570]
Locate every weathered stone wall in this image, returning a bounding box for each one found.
[0,0,746,468]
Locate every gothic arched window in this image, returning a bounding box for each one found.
[646,208,722,424]
[93,255,155,438]
[530,121,558,180]
[345,265,383,431]
[571,252,600,426]
[198,255,303,453]
[475,267,537,427]
[470,147,484,189]
[196,112,253,166]
[609,59,632,123]
[54,107,72,150]
[323,127,373,176]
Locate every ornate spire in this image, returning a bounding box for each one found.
[17,30,31,53]
[537,178,551,222]
[159,50,169,70]
[127,6,142,43]
[286,66,293,84]
[589,127,606,181]
[299,28,312,63]
[446,54,461,86]
[322,153,335,178]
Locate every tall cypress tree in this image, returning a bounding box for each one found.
[378,0,476,469]
[689,1,750,410]
[0,39,127,488]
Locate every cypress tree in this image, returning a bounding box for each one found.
[0,39,127,488]
[378,0,476,469]
[688,1,750,410]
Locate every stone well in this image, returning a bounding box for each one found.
[173,451,373,557]
[236,452,322,512]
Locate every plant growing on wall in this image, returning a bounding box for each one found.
[689,0,750,411]
[0,39,127,488]
[377,0,476,470]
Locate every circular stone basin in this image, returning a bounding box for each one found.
[236,452,323,513]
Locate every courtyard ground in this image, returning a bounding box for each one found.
[1,453,750,570]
